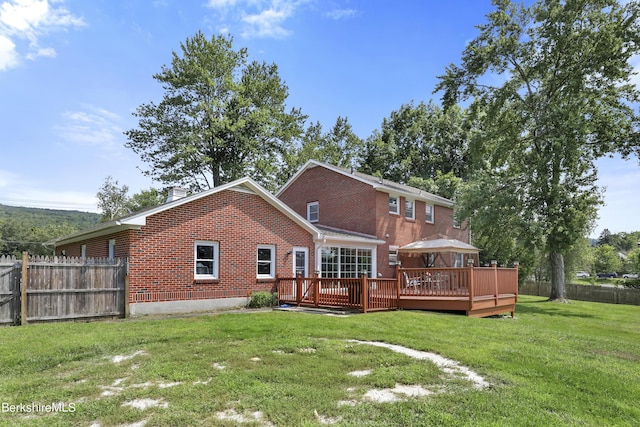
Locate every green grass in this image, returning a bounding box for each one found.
[0,296,639,426]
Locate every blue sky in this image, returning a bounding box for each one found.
[0,0,638,237]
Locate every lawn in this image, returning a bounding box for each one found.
[0,296,639,426]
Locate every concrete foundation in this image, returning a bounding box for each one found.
[129,297,249,316]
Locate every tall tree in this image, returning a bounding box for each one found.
[360,101,474,186]
[436,0,640,301]
[125,32,306,192]
[96,176,130,222]
[282,116,364,179]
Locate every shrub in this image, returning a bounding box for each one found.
[247,291,278,308]
[622,279,640,289]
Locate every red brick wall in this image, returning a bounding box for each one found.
[58,190,315,304]
[279,166,378,235]
[279,164,470,278]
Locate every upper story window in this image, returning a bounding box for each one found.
[425,204,434,223]
[257,245,276,279]
[389,195,399,215]
[195,241,219,279]
[453,214,461,229]
[307,202,319,223]
[405,199,415,220]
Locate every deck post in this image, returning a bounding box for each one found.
[492,260,499,308]
[395,264,402,300]
[361,274,369,313]
[468,265,475,314]
[295,273,302,306]
[313,276,319,308]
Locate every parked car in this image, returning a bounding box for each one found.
[622,273,638,279]
[576,271,590,278]
[597,272,618,278]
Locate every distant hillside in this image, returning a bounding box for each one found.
[0,204,101,256]
[0,204,100,230]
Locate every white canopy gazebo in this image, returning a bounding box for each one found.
[398,234,480,267]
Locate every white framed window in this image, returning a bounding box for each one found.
[389,245,399,266]
[195,241,219,279]
[320,246,373,278]
[405,199,415,220]
[108,239,116,259]
[293,247,308,277]
[389,195,399,215]
[453,214,461,229]
[425,204,434,223]
[307,202,319,223]
[257,245,276,279]
[81,244,87,259]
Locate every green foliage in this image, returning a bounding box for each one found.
[0,205,99,256]
[624,247,640,274]
[593,244,623,274]
[247,291,278,308]
[281,117,364,183]
[359,101,474,188]
[96,175,130,222]
[125,31,306,192]
[437,0,640,299]
[127,187,166,213]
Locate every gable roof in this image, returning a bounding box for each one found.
[277,160,453,207]
[51,177,323,247]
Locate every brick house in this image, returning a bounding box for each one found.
[277,160,474,278]
[52,178,325,315]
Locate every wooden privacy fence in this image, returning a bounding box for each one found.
[0,253,127,326]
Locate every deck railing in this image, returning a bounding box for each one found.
[277,275,398,312]
[277,264,518,315]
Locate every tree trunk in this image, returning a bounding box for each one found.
[548,252,568,302]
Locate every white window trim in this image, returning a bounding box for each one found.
[389,245,399,266]
[257,244,276,279]
[81,244,87,259]
[405,199,415,220]
[425,203,434,224]
[293,247,309,277]
[194,241,219,280]
[307,201,319,223]
[388,195,399,215]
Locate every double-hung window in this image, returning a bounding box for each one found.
[405,199,415,220]
[307,202,319,223]
[195,241,219,279]
[425,204,434,223]
[389,195,399,215]
[257,245,276,279]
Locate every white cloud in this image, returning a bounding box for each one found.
[55,106,129,159]
[205,0,306,39]
[0,33,17,69]
[242,6,292,38]
[0,0,84,70]
[0,168,98,211]
[326,8,357,20]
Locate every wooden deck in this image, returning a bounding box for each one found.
[277,265,518,318]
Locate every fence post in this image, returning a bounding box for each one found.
[124,265,130,318]
[492,260,499,307]
[314,276,320,308]
[20,251,28,326]
[361,274,369,313]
